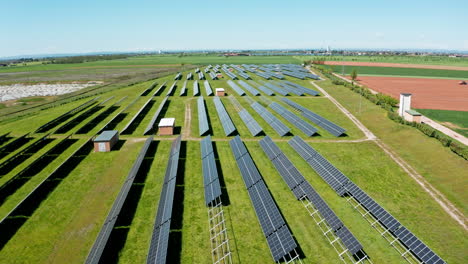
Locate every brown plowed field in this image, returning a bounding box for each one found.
[324,61,468,71]
[354,76,468,111]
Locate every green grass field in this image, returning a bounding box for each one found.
[0,61,466,264]
[295,55,468,67]
[322,65,468,79]
[416,109,468,137]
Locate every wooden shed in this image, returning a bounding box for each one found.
[93,130,119,152]
[159,118,175,135]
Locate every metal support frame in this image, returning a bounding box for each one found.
[345,196,421,264]
[300,197,372,264]
[207,197,232,264]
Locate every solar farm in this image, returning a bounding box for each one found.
[0,62,465,264]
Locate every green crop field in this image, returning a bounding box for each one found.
[322,65,468,79]
[0,59,466,264]
[416,109,468,137]
[295,55,468,67]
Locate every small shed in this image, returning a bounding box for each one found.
[216,88,225,96]
[404,110,422,123]
[159,118,175,135]
[93,130,119,152]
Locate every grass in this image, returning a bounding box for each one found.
[295,55,468,67]
[0,63,466,263]
[323,65,468,79]
[416,108,468,137]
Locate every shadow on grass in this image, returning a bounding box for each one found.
[0,138,78,206]
[99,141,159,263]
[56,106,104,134]
[101,113,128,132]
[122,100,156,135]
[0,141,93,250]
[76,106,120,134]
[0,136,32,160]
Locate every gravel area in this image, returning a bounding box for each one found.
[0,82,102,101]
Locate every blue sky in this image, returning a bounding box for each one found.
[1,0,467,57]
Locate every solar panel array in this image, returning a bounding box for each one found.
[251,102,290,136]
[187,72,193,80]
[282,80,320,96]
[195,68,200,73]
[253,71,272,80]
[193,80,200,96]
[282,98,346,136]
[86,137,153,264]
[204,67,210,73]
[222,66,238,80]
[121,97,154,134]
[204,80,213,96]
[147,136,182,264]
[197,97,209,136]
[179,80,187,96]
[229,136,298,262]
[274,81,303,96]
[247,80,274,96]
[260,81,288,96]
[269,102,318,137]
[226,80,246,96]
[259,136,364,256]
[153,81,167,96]
[238,109,263,136]
[209,71,217,80]
[288,136,446,264]
[174,72,182,80]
[198,72,205,80]
[201,136,222,206]
[237,80,260,96]
[213,97,237,136]
[144,97,169,135]
[166,82,177,96]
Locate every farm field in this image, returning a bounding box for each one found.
[323,65,468,79]
[0,62,466,264]
[321,61,468,71]
[416,109,468,137]
[296,55,468,67]
[350,76,468,111]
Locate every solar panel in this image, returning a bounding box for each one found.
[237,80,260,96]
[260,81,288,96]
[186,72,193,80]
[121,97,154,134]
[213,97,237,136]
[147,136,181,264]
[226,80,246,96]
[201,136,222,206]
[238,109,263,136]
[282,81,319,96]
[282,98,346,137]
[273,81,303,96]
[209,71,218,80]
[269,102,318,137]
[335,226,363,255]
[166,82,177,96]
[247,80,274,96]
[174,72,182,80]
[204,80,213,96]
[197,97,209,136]
[193,80,200,96]
[229,136,298,262]
[180,80,187,96]
[153,81,167,96]
[251,102,290,137]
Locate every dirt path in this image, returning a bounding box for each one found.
[323,61,468,71]
[182,99,192,140]
[308,76,467,230]
[421,116,468,146]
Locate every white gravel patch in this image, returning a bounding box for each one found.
[0,82,102,102]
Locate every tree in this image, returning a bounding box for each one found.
[350,69,358,83]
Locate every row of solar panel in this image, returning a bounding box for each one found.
[144,97,168,135]
[237,80,260,96]
[269,102,318,137]
[283,80,320,96]
[200,136,222,206]
[229,136,298,262]
[288,136,446,264]
[222,67,238,80]
[197,97,209,136]
[238,109,263,136]
[259,136,364,256]
[204,80,213,96]
[198,72,205,80]
[213,97,237,136]
[282,98,346,136]
[187,72,193,80]
[174,72,182,80]
[86,136,154,264]
[251,102,290,136]
[147,136,182,264]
